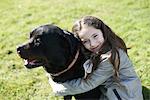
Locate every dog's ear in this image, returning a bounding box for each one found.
[63,30,79,55]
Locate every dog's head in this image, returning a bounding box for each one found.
[17,24,80,75]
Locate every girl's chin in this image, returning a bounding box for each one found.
[91,46,102,53]
[90,49,99,53]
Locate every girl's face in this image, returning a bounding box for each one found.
[78,25,104,53]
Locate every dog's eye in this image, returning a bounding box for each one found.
[36,38,40,43]
[34,38,41,46]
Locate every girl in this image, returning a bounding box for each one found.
[48,16,143,100]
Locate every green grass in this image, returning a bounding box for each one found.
[0,0,149,99]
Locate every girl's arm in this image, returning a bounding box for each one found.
[49,57,114,96]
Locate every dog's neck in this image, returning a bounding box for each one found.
[50,48,80,77]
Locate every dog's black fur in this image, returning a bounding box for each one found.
[17,24,101,100]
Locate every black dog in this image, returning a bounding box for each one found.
[17,24,101,100]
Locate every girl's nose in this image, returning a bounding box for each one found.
[90,41,96,47]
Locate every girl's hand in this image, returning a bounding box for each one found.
[83,59,93,79]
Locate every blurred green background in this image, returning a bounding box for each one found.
[0,0,149,99]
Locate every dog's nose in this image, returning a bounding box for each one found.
[17,45,23,54]
[16,45,29,59]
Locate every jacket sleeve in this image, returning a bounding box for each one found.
[49,57,114,96]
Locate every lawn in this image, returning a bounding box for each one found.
[0,0,149,99]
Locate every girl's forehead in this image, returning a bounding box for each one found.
[78,26,103,40]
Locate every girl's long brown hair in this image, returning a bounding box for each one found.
[72,16,128,81]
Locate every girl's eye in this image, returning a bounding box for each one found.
[93,34,98,38]
[82,40,89,45]
[82,41,87,44]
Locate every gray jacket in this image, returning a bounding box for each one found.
[48,49,143,100]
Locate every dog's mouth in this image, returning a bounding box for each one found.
[24,58,44,68]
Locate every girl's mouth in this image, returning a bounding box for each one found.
[91,45,101,53]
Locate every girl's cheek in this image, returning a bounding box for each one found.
[84,45,90,50]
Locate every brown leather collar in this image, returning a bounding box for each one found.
[50,49,80,77]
